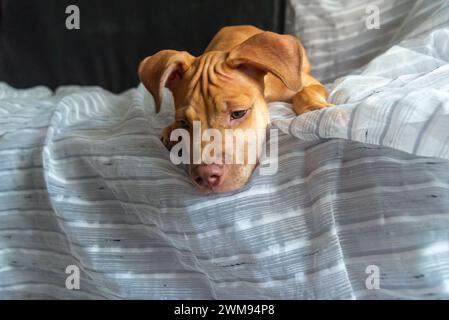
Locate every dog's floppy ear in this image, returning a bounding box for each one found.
[138,50,195,113]
[226,32,302,92]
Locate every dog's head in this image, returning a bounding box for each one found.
[139,31,302,193]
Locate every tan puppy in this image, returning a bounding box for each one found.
[139,25,330,193]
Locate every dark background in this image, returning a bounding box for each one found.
[0,0,285,92]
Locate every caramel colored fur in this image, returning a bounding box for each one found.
[139,25,330,193]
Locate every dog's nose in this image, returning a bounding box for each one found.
[193,164,225,189]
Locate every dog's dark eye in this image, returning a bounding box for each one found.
[230,110,247,120]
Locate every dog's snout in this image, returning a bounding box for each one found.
[193,164,225,189]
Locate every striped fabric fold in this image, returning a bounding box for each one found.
[272,24,449,161]
[285,0,449,84]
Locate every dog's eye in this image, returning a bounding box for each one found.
[230,110,247,120]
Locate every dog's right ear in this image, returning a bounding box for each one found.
[226,32,302,92]
[138,50,195,113]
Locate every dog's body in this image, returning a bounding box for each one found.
[139,25,330,193]
[205,26,329,113]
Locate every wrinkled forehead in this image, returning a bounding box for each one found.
[175,51,262,115]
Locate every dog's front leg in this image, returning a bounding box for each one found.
[292,73,331,115]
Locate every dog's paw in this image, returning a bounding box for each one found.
[292,100,331,115]
[298,104,328,114]
[292,86,332,115]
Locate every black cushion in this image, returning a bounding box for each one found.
[0,0,285,92]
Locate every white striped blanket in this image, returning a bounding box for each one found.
[1,0,449,299]
[286,0,449,84]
